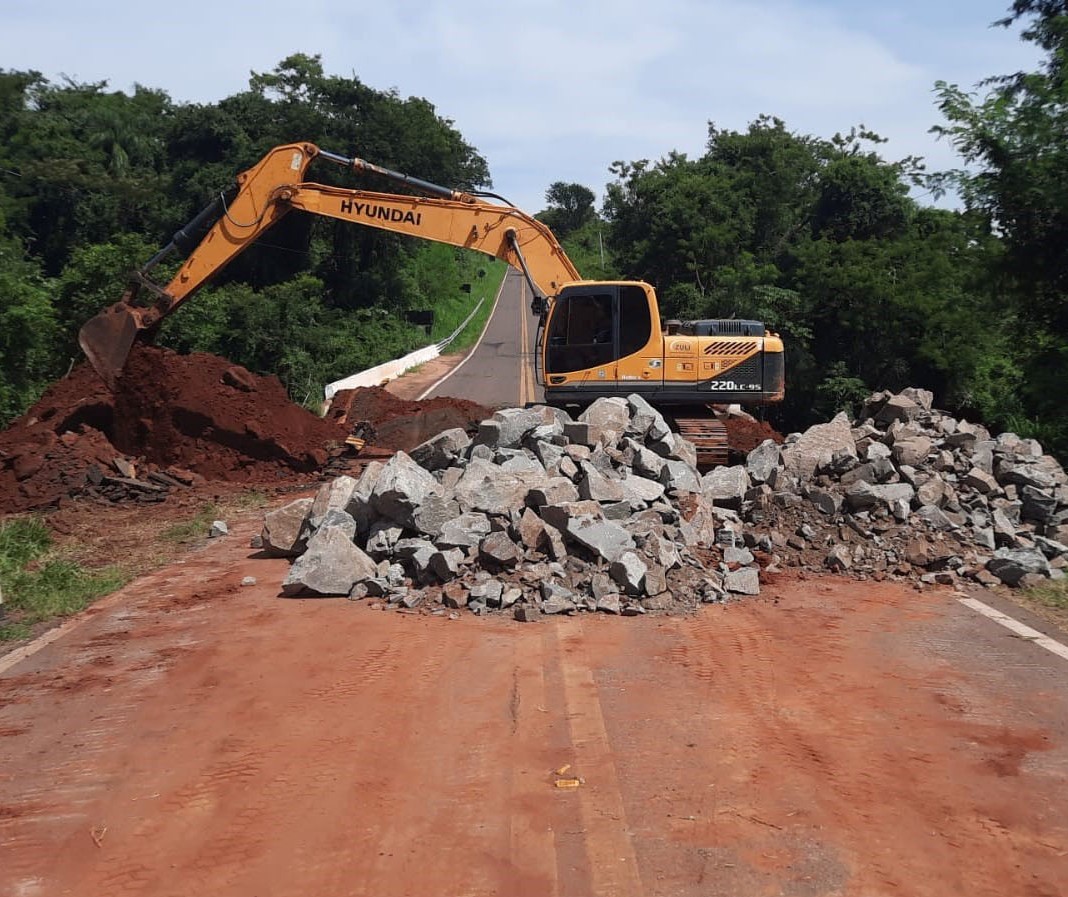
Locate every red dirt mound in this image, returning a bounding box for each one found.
[329,386,493,453]
[110,346,344,479]
[0,346,347,514]
[723,415,784,455]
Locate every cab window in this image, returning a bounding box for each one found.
[545,291,615,373]
[619,285,651,356]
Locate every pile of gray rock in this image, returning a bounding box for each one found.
[256,395,762,618]
[256,388,1067,618]
[746,387,1067,589]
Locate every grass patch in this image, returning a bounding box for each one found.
[1023,578,1068,611]
[160,503,221,544]
[0,517,131,642]
[160,491,268,545]
[443,281,502,355]
[232,489,269,512]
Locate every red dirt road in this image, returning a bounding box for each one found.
[2,519,1067,896]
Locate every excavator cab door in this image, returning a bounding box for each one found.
[543,287,619,387]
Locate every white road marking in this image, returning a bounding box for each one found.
[959,597,1068,663]
[416,270,510,401]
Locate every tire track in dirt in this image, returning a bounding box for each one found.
[0,601,210,895]
[348,625,547,897]
[506,628,563,897]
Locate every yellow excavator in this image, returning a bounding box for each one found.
[78,142,784,464]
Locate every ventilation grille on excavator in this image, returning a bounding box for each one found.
[703,340,757,356]
[714,353,762,383]
[681,319,764,337]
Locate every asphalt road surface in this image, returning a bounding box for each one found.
[426,268,539,407]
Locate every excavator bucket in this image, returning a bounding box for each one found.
[77,301,143,388]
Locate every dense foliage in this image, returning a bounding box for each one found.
[596,121,1012,435]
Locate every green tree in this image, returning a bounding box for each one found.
[931,1,1068,454]
[0,235,58,423]
[537,182,597,237]
[602,115,1006,431]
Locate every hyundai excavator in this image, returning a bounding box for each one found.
[78,142,784,465]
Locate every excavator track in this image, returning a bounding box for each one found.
[672,414,729,469]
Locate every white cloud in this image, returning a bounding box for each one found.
[0,0,1045,212]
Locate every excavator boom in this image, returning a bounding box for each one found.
[78,142,581,385]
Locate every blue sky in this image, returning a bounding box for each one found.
[2,1,1042,213]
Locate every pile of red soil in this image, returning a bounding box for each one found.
[0,346,347,514]
[329,386,493,453]
[722,415,784,455]
[111,346,345,478]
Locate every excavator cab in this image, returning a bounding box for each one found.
[542,282,657,396]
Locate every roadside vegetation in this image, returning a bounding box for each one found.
[160,491,270,545]
[1016,577,1068,635]
[0,489,275,644]
[1025,579,1068,612]
[0,517,129,641]
[413,247,506,354]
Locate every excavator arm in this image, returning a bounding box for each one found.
[78,142,582,385]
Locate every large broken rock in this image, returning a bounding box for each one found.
[659,459,702,494]
[282,528,377,596]
[261,497,314,557]
[724,567,761,595]
[479,532,521,570]
[869,393,921,425]
[345,461,384,539]
[619,473,666,505]
[454,458,543,515]
[610,550,648,595]
[746,439,782,484]
[844,481,915,511]
[987,548,1051,586]
[411,493,462,539]
[309,475,358,524]
[565,515,636,563]
[577,462,625,503]
[517,508,566,560]
[626,393,671,440]
[372,451,443,528]
[579,397,630,435]
[479,408,544,449]
[781,413,857,478]
[702,466,750,509]
[436,512,493,548]
[891,436,933,468]
[410,428,471,471]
